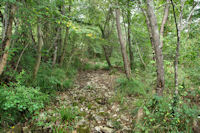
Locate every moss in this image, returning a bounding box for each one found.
[72,102,79,106]
[79,96,87,104]
[77,125,90,133]
[79,111,87,117]
[98,112,109,117]
[87,103,93,109]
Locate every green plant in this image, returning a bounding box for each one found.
[116,77,146,96]
[136,93,200,132]
[113,120,122,130]
[32,65,75,91]
[60,107,80,123]
[0,84,48,126]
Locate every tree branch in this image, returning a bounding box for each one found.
[181,0,200,30]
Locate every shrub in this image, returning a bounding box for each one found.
[33,65,75,91]
[116,77,146,96]
[135,93,200,132]
[0,85,48,126]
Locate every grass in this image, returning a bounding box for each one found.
[60,107,80,123]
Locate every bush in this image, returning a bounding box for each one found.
[135,94,200,132]
[33,65,76,91]
[116,77,147,96]
[0,84,48,126]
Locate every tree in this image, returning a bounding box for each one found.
[127,0,134,70]
[146,0,165,96]
[60,2,71,67]
[160,0,170,49]
[0,3,16,76]
[116,7,131,79]
[99,8,114,68]
[33,22,43,79]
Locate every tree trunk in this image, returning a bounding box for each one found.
[60,4,71,67]
[60,27,69,66]
[138,0,155,61]
[102,45,112,68]
[52,28,60,67]
[146,0,165,96]
[171,0,181,92]
[100,8,113,68]
[127,0,134,70]
[33,22,43,79]
[14,43,29,72]
[160,0,170,49]
[136,42,146,68]
[0,4,16,76]
[115,8,131,79]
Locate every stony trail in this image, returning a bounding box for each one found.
[27,69,135,133]
[56,70,134,132]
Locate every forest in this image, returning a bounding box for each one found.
[0,0,200,132]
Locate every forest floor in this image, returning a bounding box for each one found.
[29,69,136,133]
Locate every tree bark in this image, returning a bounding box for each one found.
[60,27,69,66]
[0,3,16,76]
[138,0,155,61]
[101,8,113,68]
[127,0,134,70]
[116,8,131,79]
[136,42,146,68]
[14,43,29,72]
[0,10,3,24]
[52,28,60,67]
[171,0,181,93]
[60,4,71,67]
[160,0,170,49]
[146,0,165,96]
[102,45,112,68]
[33,22,43,79]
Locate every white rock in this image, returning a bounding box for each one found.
[113,114,117,117]
[121,115,129,122]
[95,126,101,132]
[99,126,114,133]
[106,121,114,128]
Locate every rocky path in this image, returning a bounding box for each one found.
[57,70,134,132]
[30,69,135,133]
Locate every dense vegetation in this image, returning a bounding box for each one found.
[0,0,199,132]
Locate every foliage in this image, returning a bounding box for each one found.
[31,63,76,91]
[0,72,48,126]
[0,0,200,131]
[135,91,200,132]
[116,77,147,96]
[60,107,80,123]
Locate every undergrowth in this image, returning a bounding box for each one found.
[133,87,200,132]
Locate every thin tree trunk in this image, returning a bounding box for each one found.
[127,0,134,70]
[136,42,146,68]
[33,22,43,79]
[60,4,71,67]
[160,0,170,49]
[146,0,165,96]
[52,28,60,67]
[14,43,29,71]
[116,8,131,79]
[138,0,155,61]
[60,27,69,66]
[103,45,112,68]
[101,8,113,68]
[171,0,181,93]
[52,45,58,67]
[0,4,16,76]
[0,10,3,24]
